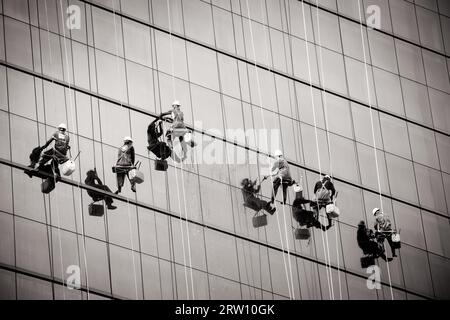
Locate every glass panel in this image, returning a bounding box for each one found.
[422,211,450,258]
[4,17,32,70]
[429,253,450,299]
[395,40,426,84]
[92,7,124,57]
[110,244,143,299]
[373,68,404,116]
[401,245,434,297]
[213,6,235,54]
[392,201,426,250]
[429,87,450,134]
[15,216,51,276]
[183,0,214,45]
[416,6,444,52]
[401,77,433,126]
[317,48,347,95]
[414,163,447,214]
[385,153,418,204]
[0,269,16,300]
[16,274,53,299]
[422,50,450,93]
[408,124,439,170]
[367,30,398,73]
[312,8,342,53]
[204,228,239,281]
[389,0,420,42]
[436,132,450,174]
[357,143,390,194]
[123,19,151,67]
[7,68,36,120]
[187,42,219,91]
[209,274,241,299]
[0,212,14,266]
[379,113,411,159]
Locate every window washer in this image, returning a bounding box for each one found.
[85,169,117,210]
[241,177,276,215]
[373,208,398,258]
[147,117,172,160]
[292,184,332,231]
[114,136,136,194]
[35,123,70,172]
[357,220,392,262]
[313,174,336,206]
[269,150,295,205]
[160,101,195,162]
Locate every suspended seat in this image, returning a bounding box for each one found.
[294,227,311,240]
[88,201,104,217]
[252,212,267,228]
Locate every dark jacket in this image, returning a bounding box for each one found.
[314,179,336,199]
[241,179,260,203]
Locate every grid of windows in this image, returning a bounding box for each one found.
[0,0,449,300]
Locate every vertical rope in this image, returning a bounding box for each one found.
[299,0,334,300]
[110,0,139,299]
[243,0,294,299]
[355,0,394,300]
[311,0,342,299]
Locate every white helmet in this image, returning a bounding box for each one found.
[293,184,303,193]
[123,136,133,143]
[58,123,67,130]
[372,208,381,216]
[172,100,180,107]
[274,149,283,157]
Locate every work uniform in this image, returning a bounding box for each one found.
[374,214,397,257]
[163,107,188,160]
[39,130,70,167]
[116,144,135,192]
[270,158,294,204]
[241,179,275,214]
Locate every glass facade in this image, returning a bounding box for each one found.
[0,0,449,300]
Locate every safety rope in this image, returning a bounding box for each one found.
[244,0,295,300]
[312,0,342,299]
[165,0,195,299]
[355,0,394,300]
[110,0,139,299]
[57,0,94,299]
[42,0,69,299]
[299,0,335,300]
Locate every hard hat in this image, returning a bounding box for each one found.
[274,150,283,157]
[293,184,303,193]
[123,136,133,143]
[372,208,380,216]
[58,123,67,130]
[172,100,180,107]
[323,174,331,180]
[358,220,366,226]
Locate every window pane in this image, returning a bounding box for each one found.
[408,124,439,169]
[422,212,450,258]
[414,163,447,214]
[385,154,418,204]
[4,17,32,70]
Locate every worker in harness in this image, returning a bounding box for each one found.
[269,150,295,205]
[160,101,195,162]
[35,123,71,168]
[241,177,276,215]
[114,136,136,194]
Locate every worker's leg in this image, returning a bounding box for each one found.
[271,177,281,203]
[116,172,125,194]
